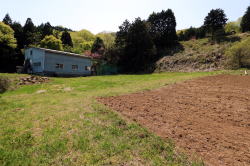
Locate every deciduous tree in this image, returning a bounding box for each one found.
[40,35,63,50]
[203,9,228,40]
[0,22,17,72]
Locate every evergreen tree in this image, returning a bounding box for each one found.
[114,20,131,63]
[115,20,131,48]
[148,9,177,49]
[11,22,24,49]
[118,18,156,73]
[61,31,73,47]
[91,37,105,54]
[203,9,228,40]
[23,18,37,46]
[2,14,12,26]
[241,6,250,32]
[39,22,53,39]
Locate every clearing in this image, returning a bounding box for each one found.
[1,71,224,166]
[99,74,250,166]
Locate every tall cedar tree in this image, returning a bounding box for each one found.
[40,22,53,39]
[61,31,73,47]
[91,37,105,54]
[2,14,12,26]
[148,9,177,49]
[115,20,131,49]
[119,18,156,73]
[113,20,131,65]
[241,6,250,32]
[203,9,228,39]
[11,22,24,49]
[23,18,37,46]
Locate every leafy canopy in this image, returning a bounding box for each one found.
[40,35,63,51]
[148,9,177,49]
[0,22,17,49]
[96,32,116,50]
[226,37,250,69]
[203,9,228,36]
[70,29,95,53]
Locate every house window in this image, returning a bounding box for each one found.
[30,50,33,55]
[56,64,64,69]
[85,66,91,71]
[33,62,41,66]
[72,65,78,70]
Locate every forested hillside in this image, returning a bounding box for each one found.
[1,6,250,73]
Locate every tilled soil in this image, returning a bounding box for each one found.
[98,75,250,166]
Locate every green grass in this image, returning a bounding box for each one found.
[0,71,238,166]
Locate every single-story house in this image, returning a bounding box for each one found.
[24,47,93,76]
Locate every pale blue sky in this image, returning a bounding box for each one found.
[1,0,250,34]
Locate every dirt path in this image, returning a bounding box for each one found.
[98,75,250,166]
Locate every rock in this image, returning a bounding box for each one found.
[36,90,47,94]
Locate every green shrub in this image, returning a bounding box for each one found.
[0,76,10,93]
[225,38,250,69]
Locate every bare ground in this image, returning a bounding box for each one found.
[98,75,250,166]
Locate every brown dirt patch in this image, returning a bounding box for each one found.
[98,75,250,166]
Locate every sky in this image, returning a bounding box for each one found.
[1,0,250,34]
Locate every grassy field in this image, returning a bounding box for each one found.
[0,71,239,166]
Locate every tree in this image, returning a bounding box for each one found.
[0,22,17,72]
[241,6,250,32]
[96,32,116,50]
[226,38,250,69]
[118,18,156,73]
[23,18,38,46]
[39,22,53,39]
[0,22,17,49]
[2,14,12,26]
[114,20,131,63]
[40,35,63,50]
[11,22,24,49]
[225,22,240,34]
[203,9,228,40]
[61,31,73,47]
[70,29,95,53]
[148,9,177,49]
[91,37,105,55]
[178,26,206,41]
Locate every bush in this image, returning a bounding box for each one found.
[0,76,10,93]
[225,38,250,69]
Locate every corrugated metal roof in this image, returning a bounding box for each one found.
[29,47,92,59]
